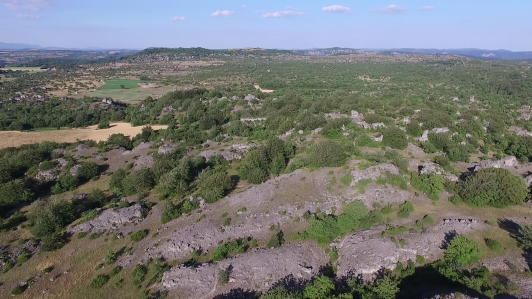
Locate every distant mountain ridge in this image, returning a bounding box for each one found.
[2,42,532,60]
[293,47,532,60]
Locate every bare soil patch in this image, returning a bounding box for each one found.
[253,84,274,93]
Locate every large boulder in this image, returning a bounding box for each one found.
[68,204,146,234]
[472,156,518,172]
[419,162,444,176]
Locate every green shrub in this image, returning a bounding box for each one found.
[132,264,148,287]
[30,199,76,238]
[105,250,116,265]
[382,225,408,236]
[380,206,393,214]
[77,162,99,181]
[517,224,532,250]
[98,121,110,129]
[218,270,229,285]
[444,235,481,266]
[90,274,109,289]
[397,201,414,218]
[109,266,122,277]
[41,233,66,252]
[267,231,285,248]
[456,168,528,208]
[223,218,231,226]
[340,176,352,186]
[130,230,148,242]
[308,141,347,167]
[383,127,408,150]
[11,285,25,295]
[416,255,426,264]
[80,210,99,223]
[89,233,100,240]
[485,238,502,250]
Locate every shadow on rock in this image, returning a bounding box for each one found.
[213,288,256,299]
[440,230,458,249]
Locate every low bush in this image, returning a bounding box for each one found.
[397,201,414,218]
[130,230,148,242]
[90,274,109,289]
[485,238,502,250]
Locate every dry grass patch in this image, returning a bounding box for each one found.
[0,122,168,149]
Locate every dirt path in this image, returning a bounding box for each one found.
[0,122,168,149]
[253,84,274,93]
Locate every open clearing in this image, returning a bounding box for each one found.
[253,84,274,93]
[98,79,146,90]
[79,85,177,104]
[0,122,167,149]
[0,66,46,72]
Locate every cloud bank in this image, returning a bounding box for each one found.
[420,6,434,11]
[170,16,185,21]
[322,5,352,14]
[262,10,304,18]
[210,10,235,17]
[1,0,52,11]
[370,5,408,14]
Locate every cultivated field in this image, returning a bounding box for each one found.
[0,122,168,149]
[80,85,177,103]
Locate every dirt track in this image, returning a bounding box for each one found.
[0,122,168,149]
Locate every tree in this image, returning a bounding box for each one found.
[77,162,99,181]
[455,168,528,207]
[382,127,408,150]
[303,275,335,299]
[517,224,532,250]
[308,141,347,167]
[30,199,76,238]
[120,84,125,89]
[444,235,481,266]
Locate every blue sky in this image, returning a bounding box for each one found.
[0,0,530,50]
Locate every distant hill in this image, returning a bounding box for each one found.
[0,42,43,50]
[122,47,297,62]
[293,47,532,60]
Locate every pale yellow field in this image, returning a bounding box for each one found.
[0,122,168,149]
[253,84,274,93]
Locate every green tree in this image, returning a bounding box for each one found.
[444,235,481,266]
[383,127,408,150]
[455,168,528,207]
[308,141,347,167]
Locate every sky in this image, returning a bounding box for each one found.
[0,0,531,50]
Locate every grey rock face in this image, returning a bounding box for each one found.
[68,204,145,234]
[472,156,518,172]
[162,244,328,299]
[419,162,444,175]
[350,164,400,186]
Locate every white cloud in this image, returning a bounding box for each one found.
[15,13,39,19]
[420,6,434,11]
[170,16,185,21]
[1,0,52,11]
[322,5,352,14]
[370,5,408,14]
[210,10,235,17]
[242,4,245,8]
[262,10,304,18]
